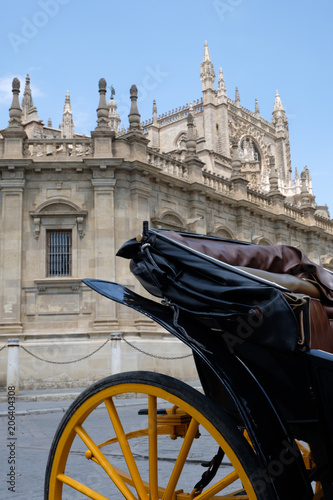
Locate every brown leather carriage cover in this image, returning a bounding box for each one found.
[163,231,333,353]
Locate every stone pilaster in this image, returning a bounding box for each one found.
[235,206,252,242]
[0,169,25,334]
[90,168,118,330]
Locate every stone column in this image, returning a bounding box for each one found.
[91,168,118,330]
[0,171,25,334]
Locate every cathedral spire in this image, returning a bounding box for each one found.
[22,74,33,122]
[64,90,72,113]
[22,74,41,124]
[273,90,285,114]
[61,90,74,138]
[200,41,215,92]
[217,67,227,104]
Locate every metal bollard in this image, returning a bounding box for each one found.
[7,338,20,396]
[110,332,122,375]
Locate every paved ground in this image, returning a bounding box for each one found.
[0,383,241,500]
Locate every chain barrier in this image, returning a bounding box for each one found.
[122,337,192,360]
[1,336,192,362]
[20,338,110,365]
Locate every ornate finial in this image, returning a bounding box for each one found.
[255,98,260,116]
[128,84,141,131]
[48,117,52,127]
[61,90,74,138]
[235,87,240,107]
[95,77,110,130]
[99,78,107,91]
[217,67,227,103]
[187,112,194,125]
[185,112,197,157]
[152,99,158,125]
[269,155,279,193]
[300,168,310,194]
[130,84,138,97]
[230,136,242,175]
[12,78,20,91]
[8,77,23,128]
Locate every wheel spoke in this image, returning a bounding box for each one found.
[74,424,137,500]
[194,470,242,500]
[104,397,149,500]
[193,470,242,500]
[148,395,159,500]
[163,417,199,500]
[56,473,110,500]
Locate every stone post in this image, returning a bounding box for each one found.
[7,338,20,395]
[110,332,122,374]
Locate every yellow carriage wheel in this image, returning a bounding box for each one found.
[45,371,272,500]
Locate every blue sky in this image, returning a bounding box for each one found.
[1,0,332,211]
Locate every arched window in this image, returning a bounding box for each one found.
[151,212,186,231]
[30,198,87,278]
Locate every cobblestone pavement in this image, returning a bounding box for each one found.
[0,388,239,500]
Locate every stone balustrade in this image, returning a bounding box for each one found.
[247,189,270,209]
[203,172,231,195]
[23,138,93,160]
[284,204,303,221]
[147,150,188,179]
[315,215,333,233]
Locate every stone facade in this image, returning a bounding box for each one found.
[1,43,333,389]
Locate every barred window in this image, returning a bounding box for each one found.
[47,230,71,276]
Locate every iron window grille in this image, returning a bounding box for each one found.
[47,230,72,276]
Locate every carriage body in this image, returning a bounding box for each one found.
[45,225,333,499]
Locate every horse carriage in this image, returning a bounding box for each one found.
[45,222,333,499]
